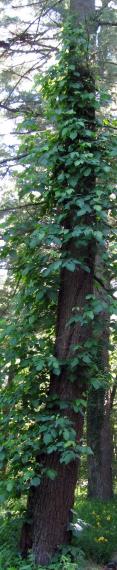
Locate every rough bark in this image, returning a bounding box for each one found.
[71,0,94,21]
[87,388,113,500]
[87,254,113,500]
[20,246,95,564]
[88,379,117,500]
[32,455,79,565]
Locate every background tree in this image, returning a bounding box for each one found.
[86,0,117,500]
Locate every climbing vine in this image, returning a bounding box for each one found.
[0,21,116,500]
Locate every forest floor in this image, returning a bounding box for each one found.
[0,493,116,570]
[73,492,117,566]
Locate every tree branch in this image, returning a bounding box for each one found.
[0,153,28,166]
[0,202,40,214]
[99,21,117,26]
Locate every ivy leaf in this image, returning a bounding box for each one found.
[35,360,45,372]
[69,176,78,187]
[84,168,92,176]
[31,477,41,486]
[45,469,57,480]
[70,131,77,140]
[7,480,14,492]
[103,165,110,173]
[86,311,94,320]
[94,204,101,212]
[82,354,91,364]
[43,433,52,445]
[60,450,76,464]
[63,429,70,441]
[63,260,76,272]
[94,230,103,242]
[91,379,102,389]
[48,355,61,375]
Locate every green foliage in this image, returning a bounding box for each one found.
[0,21,116,501]
[73,494,117,564]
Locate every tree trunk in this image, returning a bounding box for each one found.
[87,388,113,500]
[20,250,94,564]
[87,254,113,500]
[87,380,117,500]
[20,0,95,564]
[71,0,94,21]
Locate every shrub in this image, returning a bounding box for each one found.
[73,495,117,564]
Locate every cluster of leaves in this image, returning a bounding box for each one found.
[0,21,116,500]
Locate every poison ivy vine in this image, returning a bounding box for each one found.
[0,21,116,501]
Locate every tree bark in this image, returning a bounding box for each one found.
[20,246,95,564]
[87,388,113,500]
[71,0,94,22]
[87,380,117,500]
[87,255,113,500]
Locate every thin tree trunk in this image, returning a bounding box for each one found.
[87,253,113,500]
[88,377,117,500]
[87,388,113,500]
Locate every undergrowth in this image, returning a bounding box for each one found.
[0,494,117,569]
[74,492,117,564]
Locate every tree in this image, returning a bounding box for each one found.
[87,277,117,500]
[87,387,115,500]
[19,0,97,563]
[87,0,117,500]
[0,0,116,566]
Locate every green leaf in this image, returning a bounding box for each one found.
[82,354,91,364]
[0,494,6,503]
[91,379,102,389]
[47,445,56,454]
[63,260,76,272]
[84,168,91,176]
[63,429,70,441]
[94,230,103,242]
[86,311,94,320]
[35,360,45,372]
[31,476,41,486]
[57,171,65,182]
[60,450,76,464]
[69,176,78,187]
[45,468,57,480]
[94,204,101,212]
[103,165,110,173]
[61,127,68,137]
[70,130,77,140]
[48,355,61,375]
[43,432,52,445]
[7,480,14,492]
